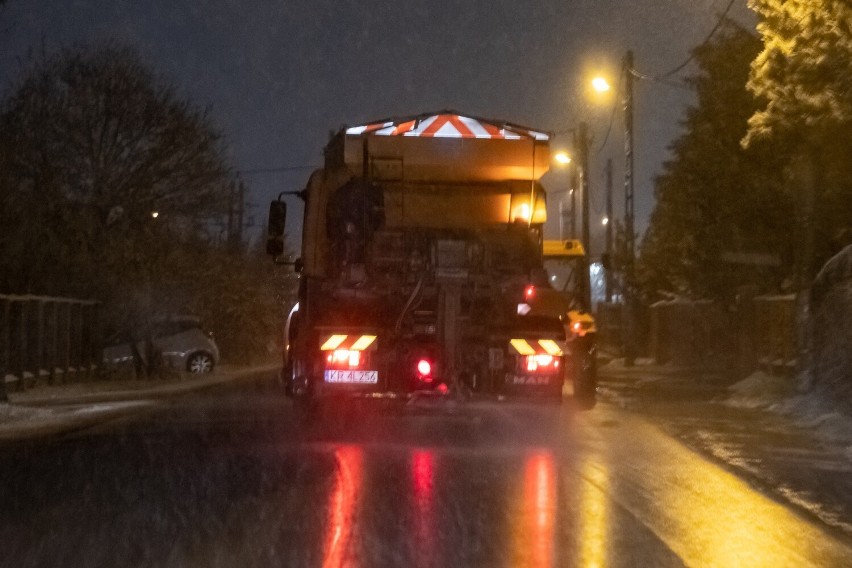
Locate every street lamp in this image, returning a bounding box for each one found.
[591,51,636,363]
[592,77,612,93]
[622,50,637,366]
[554,151,572,165]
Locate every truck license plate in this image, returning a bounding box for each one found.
[324,370,379,384]
[509,375,551,386]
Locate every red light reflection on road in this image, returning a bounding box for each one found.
[514,450,557,568]
[412,449,434,498]
[411,449,436,565]
[322,445,363,568]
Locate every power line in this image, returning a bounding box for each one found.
[637,0,737,80]
[595,0,735,155]
[629,69,691,91]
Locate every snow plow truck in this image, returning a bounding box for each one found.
[266,111,596,409]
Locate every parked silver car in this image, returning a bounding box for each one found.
[103,316,220,373]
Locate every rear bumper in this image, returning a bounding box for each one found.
[309,376,563,401]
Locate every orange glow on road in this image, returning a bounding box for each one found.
[322,445,363,568]
[513,451,557,568]
[574,410,852,567]
[577,457,609,568]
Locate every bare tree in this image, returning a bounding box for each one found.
[0,43,235,376]
[0,44,232,292]
[2,44,230,226]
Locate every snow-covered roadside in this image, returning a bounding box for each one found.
[0,400,153,441]
[0,364,278,441]
[601,357,657,369]
[726,371,852,457]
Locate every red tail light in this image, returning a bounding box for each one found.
[525,285,535,300]
[416,358,434,383]
[417,359,432,376]
[522,354,560,373]
[327,349,363,369]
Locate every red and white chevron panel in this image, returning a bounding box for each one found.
[346,113,549,141]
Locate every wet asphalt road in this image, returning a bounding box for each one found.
[599,365,852,539]
[1,373,851,567]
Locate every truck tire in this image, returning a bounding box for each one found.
[574,356,597,410]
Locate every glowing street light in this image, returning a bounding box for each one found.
[151,211,160,219]
[592,77,612,93]
[602,216,609,226]
[554,151,572,165]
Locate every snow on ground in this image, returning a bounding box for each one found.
[775,484,852,535]
[0,365,276,441]
[693,429,764,478]
[726,370,852,458]
[0,400,153,440]
[601,357,657,369]
[726,371,794,409]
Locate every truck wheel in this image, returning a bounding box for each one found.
[284,355,312,398]
[574,356,597,410]
[574,384,597,410]
[280,362,293,395]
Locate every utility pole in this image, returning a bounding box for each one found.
[623,49,637,366]
[570,174,577,239]
[577,121,592,311]
[605,158,614,303]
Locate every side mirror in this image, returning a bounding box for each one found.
[266,201,287,256]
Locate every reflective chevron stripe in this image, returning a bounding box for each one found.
[346,112,549,141]
[319,334,378,351]
[509,339,564,356]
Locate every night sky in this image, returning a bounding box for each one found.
[0,1,753,253]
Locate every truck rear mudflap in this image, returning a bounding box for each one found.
[500,374,564,399]
[497,337,565,400]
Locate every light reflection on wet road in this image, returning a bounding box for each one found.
[0,378,850,567]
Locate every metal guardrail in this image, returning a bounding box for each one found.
[0,294,101,393]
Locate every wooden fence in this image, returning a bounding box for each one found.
[1,294,101,393]
[645,294,796,376]
[752,295,797,376]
